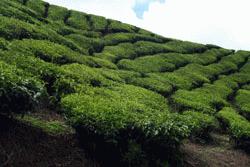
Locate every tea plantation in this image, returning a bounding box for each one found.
[0,0,250,166]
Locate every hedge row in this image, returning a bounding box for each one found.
[0,15,85,54]
[171,54,250,114]
[100,39,211,63]
[217,107,250,150]
[0,60,45,115]
[235,89,250,120]
[117,48,232,73]
[0,0,39,24]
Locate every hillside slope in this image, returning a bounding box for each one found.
[0,0,250,166]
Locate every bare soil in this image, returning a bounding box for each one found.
[182,133,250,167]
[0,116,99,167]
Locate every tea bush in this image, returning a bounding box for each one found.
[217,107,250,149]
[2,0,250,163]
[179,111,216,138]
[0,0,38,24]
[66,34,104,53]
[108,20,135,33]
[129,76,173,95]
[235,89,250,120]
[0,16,85,53]
[0,38,8,50]
[89,14,108,32]
[66,10,90,30]
[164,40,208,54]
[26,0,46,18]
[0,60,45,114]
[61,84,190,158]
[47,5,68,22]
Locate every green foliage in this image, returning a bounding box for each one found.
[17,115,73,135]
[47,5,68,22]
[0,60,45,114]
[26,0,46,18]
[100,43,136,62]
[117,48,232,73]
[0,0,39,24]
[242,84,250,90]
[164,40,208,53]
[66,34,104,53]
[118,58,175,73]
[235,89,250,119]
[129,76,173,95]
[0,38,8,50]
[61,63,112,87]
[89,14,108,32]
[0,16,85,53]
[103,33,164,46]
[66,10,90,30]
[1,0,250,162]
[217,107,250,148]
[108,20,135,33]
[61,84,189,142]
[9,39,82,65]
[179,111,216,137]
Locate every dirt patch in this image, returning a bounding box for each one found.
[0,116,99,167]
[182,133,250,167]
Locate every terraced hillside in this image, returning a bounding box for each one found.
[0,0,250,166]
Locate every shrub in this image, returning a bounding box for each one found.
[172,90,219,114]
[61,84,171,136]
[217,107,250,150]
[118,58,175,73]
[61,84,189,164]
[221,51,249,66]
[0,38,8,50]
[103,33,137,46]
[133,41,172,58]
[129,76,173,95]
[0,52,78,101]
[101,43,136,62]
[26,0,46,18]
[179,111,216,138]
[235,89,250,119]
[47,5,68,22]
[89,14,108,32]
[9,39,82,65]
[108,20,135,33]
[0,16,85,53]
[96,68,141,83]
[103,33,164,46]
[165,40,208,54]
[66,34,104,53]
[154,72,194,90]
[0,0,38,24]
[66,10,91,30]
[61,63,112,87]
[242,85,250,90]
[9,39,114,68]
[0,61,45,115]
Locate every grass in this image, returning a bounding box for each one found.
[16,115,73,135]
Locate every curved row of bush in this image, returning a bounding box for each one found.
[117,48,232,73]
[235,89,250,120]
[217,107,250,150]
[0,60,45,115]
[172,54,250,114]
